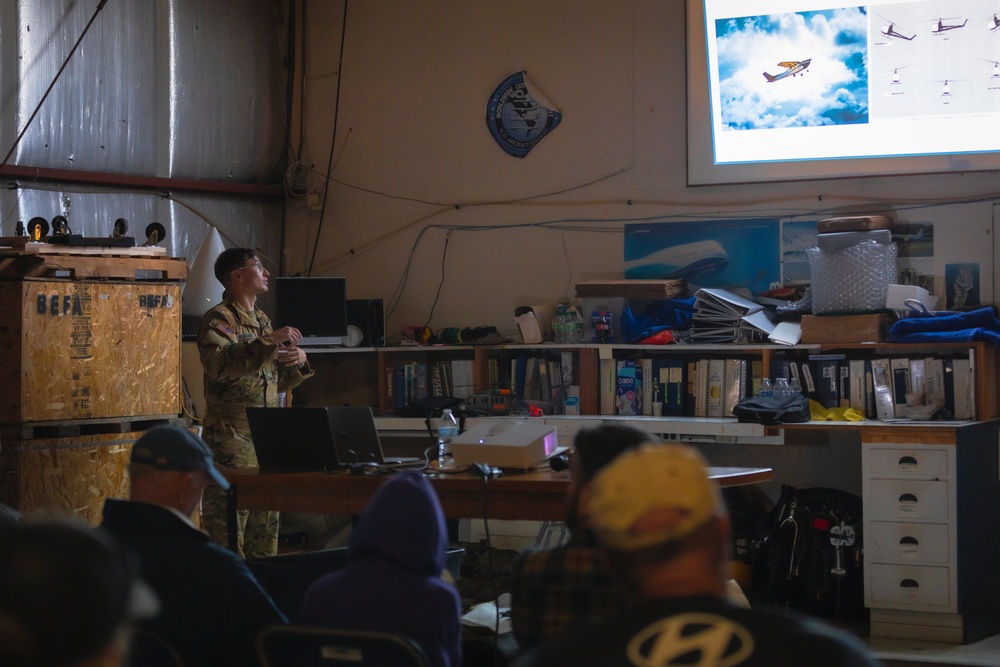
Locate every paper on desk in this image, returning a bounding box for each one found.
[461,593,512,634]
[768,321,802,345]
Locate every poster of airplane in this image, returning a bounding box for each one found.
[624,219,780,298]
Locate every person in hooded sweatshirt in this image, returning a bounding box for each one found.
[300,471,463,667]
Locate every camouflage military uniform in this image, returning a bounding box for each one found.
[197,298,313,558]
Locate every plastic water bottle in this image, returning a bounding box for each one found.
[553,304,569,344]
[437,408,459,467]
[757,378,774,398]
[773,377,791,397]
[566,307,584,344]
[787,376,803,397]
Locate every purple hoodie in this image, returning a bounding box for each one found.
[300,472,462,667]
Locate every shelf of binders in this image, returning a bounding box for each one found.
[598,341,997,425]
[368,341,996,425]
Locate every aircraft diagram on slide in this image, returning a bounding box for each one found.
[878,15,916,40]
[929,17,968,34]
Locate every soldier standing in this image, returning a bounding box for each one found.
[197,247,313,558]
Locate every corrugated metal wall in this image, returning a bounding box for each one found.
[1,0,284,266]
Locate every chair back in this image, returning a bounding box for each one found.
[258,625,431,667]
[128,628,187,667]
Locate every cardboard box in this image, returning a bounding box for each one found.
[800,313,887,344]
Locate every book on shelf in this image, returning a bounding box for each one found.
[723,358,748,417]
[537,359,551,404]
[809,353,845,409]
[660,358,686,417]
[415,363,428,400]
[908,358,926,406]
[685,359,698,416]
[848,359,867,416]
[564,384,581,415]
[430,362,444,397]
[641,358,654,415]
[770,358,791,381]
[952,356,973,420]
[560,351,575,387]
[890,358,910,410]
[838,359,851,408]
[616,359,643,415]
[942,358,955,416]
[925,357,946,410]
[601,358,616,415]
[706,358,725,418]
[750,359,764,397]
[548,358,564,402]
[871,358,895,420]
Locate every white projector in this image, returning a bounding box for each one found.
[449,421,561,470]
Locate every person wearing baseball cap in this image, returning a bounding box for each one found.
[100,425,286,667]
[514,443,882,667]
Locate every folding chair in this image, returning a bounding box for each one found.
[257,625,430,667]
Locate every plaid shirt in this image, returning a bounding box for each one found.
[509,532,626,651]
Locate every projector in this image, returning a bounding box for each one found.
[449,421,562,470]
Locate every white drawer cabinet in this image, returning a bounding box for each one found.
[866,521,950,564]
[862,423,1000,644]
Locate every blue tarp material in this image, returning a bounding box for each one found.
[620,297,696,344]
[888,307,1000,346]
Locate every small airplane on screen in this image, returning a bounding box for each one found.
[762,59,811,82]
[930,17,968,34]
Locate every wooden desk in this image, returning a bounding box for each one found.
[223,465,772,551]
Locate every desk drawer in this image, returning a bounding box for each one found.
[867,479,950,522]
[867,521,951,565]
[869,563,952,609]
[867,447,950,478]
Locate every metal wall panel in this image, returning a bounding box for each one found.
[166,0,285,183]
[14,0,158,174]
[1,0,285,267]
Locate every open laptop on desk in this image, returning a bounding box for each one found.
[327,406,421,465]
[246,406,342,472]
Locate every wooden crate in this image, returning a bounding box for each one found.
[0,430,139,526]
[0,278,182,424]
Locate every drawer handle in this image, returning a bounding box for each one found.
[899,536,919,546]
[900,579,920,589]
[899,493,918,503]
[898,455,918,467]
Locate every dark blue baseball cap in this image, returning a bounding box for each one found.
[130,425,230,490]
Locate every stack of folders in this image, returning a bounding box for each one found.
[690,288,775,344]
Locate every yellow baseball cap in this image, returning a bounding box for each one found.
[588,443,723,551]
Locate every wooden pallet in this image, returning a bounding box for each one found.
[0,240,188,280]
[0,416,183,441]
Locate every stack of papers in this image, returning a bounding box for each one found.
[690,288,775,344]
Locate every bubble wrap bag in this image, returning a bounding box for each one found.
[806,240,897,314]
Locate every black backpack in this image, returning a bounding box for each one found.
[751,485,866,626]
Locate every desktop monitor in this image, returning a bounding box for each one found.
[274,277,348,346]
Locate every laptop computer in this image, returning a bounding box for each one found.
[246,407,343,472]
[326,406,420,465]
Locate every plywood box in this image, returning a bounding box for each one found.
[0,430,138,526]
[801,313,887,344]
[0,279,182,424]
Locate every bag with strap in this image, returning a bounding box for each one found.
[732,393,810,425]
